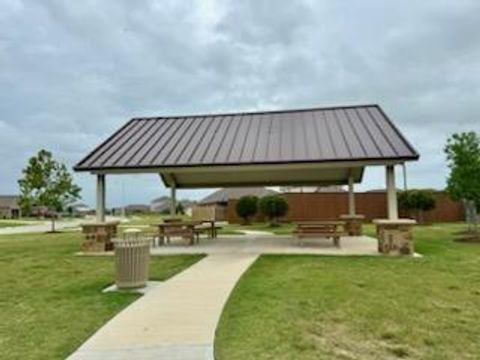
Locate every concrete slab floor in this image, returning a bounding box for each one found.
[149,235,381,256]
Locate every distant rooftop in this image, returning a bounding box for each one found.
[200,187,277,204]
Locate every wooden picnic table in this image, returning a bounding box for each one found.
[293,220,347,247]
[155,220,221,246]
[195,220,222,239]
[156,221,201,246]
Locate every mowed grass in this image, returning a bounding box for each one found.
[215,223,480,360]
[0,231,203,359]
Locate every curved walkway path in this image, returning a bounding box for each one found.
[68,253,258,360]
[69,235,379,359]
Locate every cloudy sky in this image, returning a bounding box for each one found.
[1,0,479,207]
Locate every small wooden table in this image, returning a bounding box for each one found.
[193,220,223,241]
[293,221,347,247]
[200,220,222,238]
[156,221,201,246]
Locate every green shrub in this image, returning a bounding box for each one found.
[176,202,185,215]
[235,196,258,224]
[398,189,436,223]
[259,195,289,227]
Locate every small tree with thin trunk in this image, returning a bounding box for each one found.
[235,196,258,225]
[176,202,185,215]
[18,150,81,232]
[259,195,289,227]
[398,189,436,224]
[444,132,480,233]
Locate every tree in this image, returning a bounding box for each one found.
[235,196,258,224]
[444,132,480,232]
[176,202,185,215]
[18,149,81,232]
[259,195,289,227]
[398,189,436,224]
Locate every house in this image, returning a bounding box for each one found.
[150,196,171,213]
[68,203,93,217]
[200,187,278,206]
[125,204,150,214]
[0,195,21,219]
[150,196,196,215]
[197,187,277,221]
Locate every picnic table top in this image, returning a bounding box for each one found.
[155,220,216,228]
[155,221,201,227]
[294,220,346,226]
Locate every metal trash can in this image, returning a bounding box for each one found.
[112,235,151,289]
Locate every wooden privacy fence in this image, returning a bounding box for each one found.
[226,191,464,224]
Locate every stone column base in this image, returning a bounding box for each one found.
[373,219,416,255]
[81,221,119,252]
[339,214,365,236]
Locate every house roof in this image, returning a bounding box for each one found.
[125,204,150,210]
[151,196,170,204]
[74,104,419,188]
[200,187,278,204]
[150,197,196,212]
[315,185,346,193]
[0,195,20,208]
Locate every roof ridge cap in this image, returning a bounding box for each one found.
[131,103,380,121]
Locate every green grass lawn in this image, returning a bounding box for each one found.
[215,223,480,360]
[0,231,203,359]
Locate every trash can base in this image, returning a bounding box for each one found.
[116,281,147,290]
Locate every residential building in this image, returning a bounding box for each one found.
[0,195,21,219]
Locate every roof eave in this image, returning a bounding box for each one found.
[73,155,419,173]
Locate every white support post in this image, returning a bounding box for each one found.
[348,173,356,216]
[170,183,177,216]
[96,174,106,223]
[386,165,398,220]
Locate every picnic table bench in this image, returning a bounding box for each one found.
[293,221,347,247]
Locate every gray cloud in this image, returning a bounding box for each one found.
[0,0,479,206]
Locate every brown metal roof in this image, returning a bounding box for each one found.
[74,104,418,172]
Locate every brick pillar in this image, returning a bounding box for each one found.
[339,214,365,236]
[81,222,119,252]
[373,219,416,255]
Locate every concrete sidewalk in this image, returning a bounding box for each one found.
[0,216,124,235]
[68,253,258,360]
[0,219,80,235]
